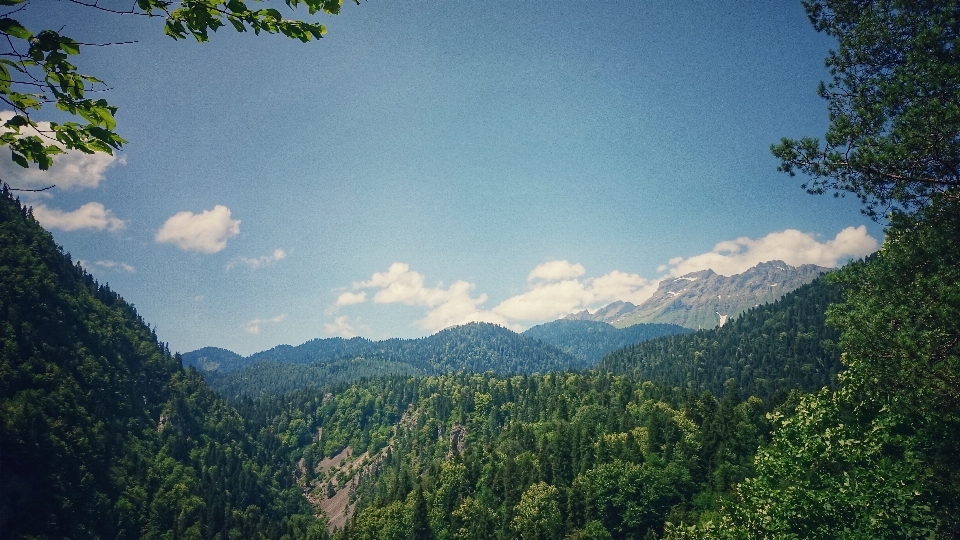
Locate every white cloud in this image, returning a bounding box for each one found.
[338,262,653,332]
[492,267,657,321]
[334,226,880,333]
[0,110,124,190]
[32,202,126,232]
[354,262,448,306]
[348,262,512,332]
[493,280,588,320]
[244,313,287,335]
[528,260,586,282]
[156,205,240,253]
[589,270,658,304]
[660,226,879,277]
[336,291,367,307]
[90,259,135,273]
[324,315,369,338]
[414,280,513,332]
[227,248,286,270]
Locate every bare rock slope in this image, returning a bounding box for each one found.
[565,260,830,329]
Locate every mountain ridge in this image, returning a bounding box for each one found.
[598,273,844,400]
[185,321,693,398]
[565,260,831,329]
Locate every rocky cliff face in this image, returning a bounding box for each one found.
[564,260,831,329]
[564,300,638,323]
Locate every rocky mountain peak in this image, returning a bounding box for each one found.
[564,260,831,329]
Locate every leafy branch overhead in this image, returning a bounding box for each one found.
[771,0,960,219]
[0,0,353,171]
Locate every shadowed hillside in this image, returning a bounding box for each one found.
[0,189,325,539]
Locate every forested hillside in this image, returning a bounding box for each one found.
[4,181,954,539]
[521,320,691,366]
[208,355,425,399]
[0,189,325,539]
[599,276,844,402]
[248,371,778,540]
[191,321,691,399]
[192,324,578,398]
[181,346,246,372]
[225,281,848,539]
[187,323,576,375]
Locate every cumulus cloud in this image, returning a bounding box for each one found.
[0,110,124,190]
[590,270,658,304]
[338,262,659,331]
[227,248,286,270]
[244,313,287,335]
[156,205,240,253]
[324,315,369,338]
[32,202,126,232]
[659,226,879,277]
[82,259,135,273]
[348,262,512,332]
[528,260,586,282]
[336,291,367,307]
[492,266,657,321]
[333,226,880,334]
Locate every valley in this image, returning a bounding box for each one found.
[11,187,952,540]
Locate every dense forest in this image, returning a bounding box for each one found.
[249,372,777,540]
[227,273,850,539]
[599,278,844,402]
[187,320,691,399]
[0,189,325,540]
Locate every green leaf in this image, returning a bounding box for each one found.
[11,152,28,168]
[3,115,29,129]
[59,38,80,55]
[0,18,31,40]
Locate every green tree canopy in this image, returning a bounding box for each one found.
[0,0,352,173]
[771,0,960,218]
[666,1,960,536]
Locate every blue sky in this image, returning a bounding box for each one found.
[5,1,883,355]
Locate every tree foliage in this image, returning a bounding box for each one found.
[827,192,960,414]
[0,188,325,539]
[665,0,960,535]
[244,370,791,540]
[599,276,843,402]
[189,322,692,399]
[0,0,352,172]
[771,0,960,218]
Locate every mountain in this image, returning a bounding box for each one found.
[597,274,844,401]
[189,321,694,399]
[565,260,830,329]
[190,323,581,398]
[187,323,577,375]
[564,300,639,323]
[181,345,245,371]
[183,337,383,374]
[261,371,773,539]
[0,190,323,539]
[520,320,692,366]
